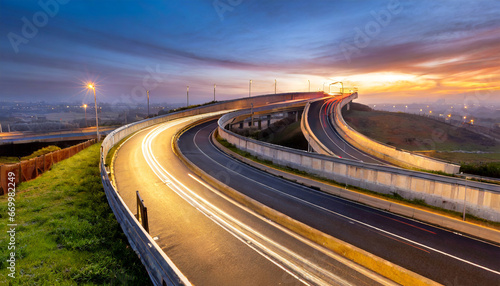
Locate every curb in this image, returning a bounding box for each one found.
[172,121,439,286]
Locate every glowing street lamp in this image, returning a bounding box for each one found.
[87,83,100,141]
[83,104,87,127]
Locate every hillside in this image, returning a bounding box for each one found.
[342,103,500,165]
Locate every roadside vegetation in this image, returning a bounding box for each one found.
[0,143,151,285]
[0,145,61,165]
[216,135,500,230]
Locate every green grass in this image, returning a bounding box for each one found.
[20,145,61,161]
[216,135,500,229]
[0,157,20,165]
[0,146,62,165]
[0,143,151,285]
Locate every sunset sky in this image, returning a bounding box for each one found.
[1,0,499,105]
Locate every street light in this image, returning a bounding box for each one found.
[187,86,189,106]
[87,84,100,141]
[147,90,150,118]
[83,104,87,127]
[329,81,343,94]
[274,79,277,94]
[308,80,310,92]
[214,84,216,102]
[249,80,252,97]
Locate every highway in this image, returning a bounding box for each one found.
[177,119,500,285]
[0,126,116,144]
[112,114,391,286]
[306,97,387,165]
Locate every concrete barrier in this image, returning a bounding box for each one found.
[332,93,460,174]
[218,110,500,222]
[99,92,324,285]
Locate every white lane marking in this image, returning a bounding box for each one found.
[142,118,352,286]
[193,126,500,276]
[325,99,387,165]
[187,170,397,286]
[317,100,357,160]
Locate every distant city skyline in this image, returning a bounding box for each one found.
[1,0,499,105]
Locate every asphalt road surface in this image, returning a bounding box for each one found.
[306,97,387,165]
[177,119,500,285]
[113,115,391,286]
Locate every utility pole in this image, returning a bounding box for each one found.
[249,80,252,97]
[251,103,254,127]
[147,90,150,118]
[187,86,189,107]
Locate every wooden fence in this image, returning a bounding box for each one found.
[0,139,96,195]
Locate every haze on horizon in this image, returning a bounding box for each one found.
[1,0,499,106]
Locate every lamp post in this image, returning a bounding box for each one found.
[214,84,216,102]
[329,81,343,94]
[249,80,252,97]
[83,104,87,127]
[308,80,310,92]
[274,79,277,94]
[147,90,150,118]
[87,84,100,141]
[187,86,189,107]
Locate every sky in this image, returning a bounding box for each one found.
[1,0,499,106]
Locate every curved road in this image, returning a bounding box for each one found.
[113,115,389,285]
[307,97,387,165]
[178,119,500,285]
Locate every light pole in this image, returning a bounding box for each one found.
[83,104,87,127]
[147,90,150,118]
[329,81,343,94]
[87,84,100,141]
[274,79,277,94]
[308,80,310,92]
[187,86,189,107]
[249,80,252,97]
[214,84,216,102]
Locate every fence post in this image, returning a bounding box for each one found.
[136,191,149,233]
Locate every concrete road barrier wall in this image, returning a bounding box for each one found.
[332,93,460,174]
[218,112,500,222]
[99,92,324,285]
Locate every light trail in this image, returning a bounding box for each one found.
[141,115,356,286]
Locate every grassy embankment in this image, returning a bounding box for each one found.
[0,143,151,285]
[343,103,500,178]
[0,145,62,165]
